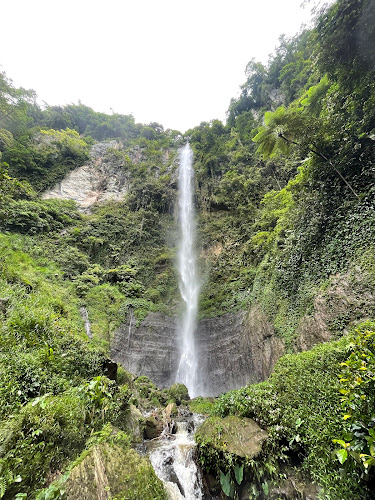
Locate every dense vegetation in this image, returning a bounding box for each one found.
[0,0,374,498]
[195,322,375,499]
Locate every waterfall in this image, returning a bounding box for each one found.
[148,415,205,499]
[176,143,199,398]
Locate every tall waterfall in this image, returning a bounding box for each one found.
[176,143,199,398]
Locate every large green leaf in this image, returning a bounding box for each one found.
[234,464,244,485]
[336,449,348,464]
[220,470,231,497]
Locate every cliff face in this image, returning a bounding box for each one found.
[42,141,129,210]
[111,307,284,396]
[111,267,375,397]
[111,311,180,389]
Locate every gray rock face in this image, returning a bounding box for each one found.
[111,311,180,389]
[42,141,129,210]
[111,306,284,397]
[111,267,375,397]
[296,269,375,350]
[197,306,284,396]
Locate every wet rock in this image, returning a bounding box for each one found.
[197,416,268,459]
[144,416,164,440]
[111,311,179,389]
[111,308,284,396]
[102,359,117,381]
[177,406,193,419]
[196,307,284,395]
[159,455,185,495]
[110,268,375,397]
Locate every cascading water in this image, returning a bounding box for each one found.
[175,143,200,398]
[148,415,205,500]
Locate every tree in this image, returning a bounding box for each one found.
[0,71,37,135]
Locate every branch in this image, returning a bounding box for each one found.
[278,133,359,199]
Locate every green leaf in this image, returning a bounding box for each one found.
[262,481,269,496]
[336,449,348,464]
[333,439,347,447]
[234,464,244,485]
[220,470,231,497]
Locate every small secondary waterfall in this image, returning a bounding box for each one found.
[176,143,200,398]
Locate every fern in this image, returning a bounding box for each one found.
[0,475,7,499]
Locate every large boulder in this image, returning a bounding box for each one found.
[64,443,166,500]
[196,415,268,458]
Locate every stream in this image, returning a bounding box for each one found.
[147,413,205,499]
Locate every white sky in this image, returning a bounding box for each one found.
[2,0,327,132]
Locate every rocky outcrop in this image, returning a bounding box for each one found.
[196,307,284,396]
[111,307,284,397]
[42,141,129,210]
[296,270,375,350]
[111,268,375,397]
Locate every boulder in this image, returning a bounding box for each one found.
[144,415,164,440]
[64,443,166,500]
[197,415,268,458]
[123,404,143,443]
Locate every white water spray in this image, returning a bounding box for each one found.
[148,417,204,500]
[176,143,199,398]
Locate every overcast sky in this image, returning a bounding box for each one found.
[2,0,329,132]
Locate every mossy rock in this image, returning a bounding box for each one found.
[65,442,167,500]
[197,415,267,458]
[143,415,164,440]
[123,404,143,443]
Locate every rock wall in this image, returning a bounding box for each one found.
[111,311,180,389]
[111,306,284,397]
[296,270,375,350]
[111,268,375,397]
[42,141,129,210]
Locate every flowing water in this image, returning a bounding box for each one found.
[176,143,200,398]
[148,415,205,499]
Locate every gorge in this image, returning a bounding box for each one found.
[0,0,374,498]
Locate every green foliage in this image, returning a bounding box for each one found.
[189,396,215,415]
[334,324,375,477]
[300,75,330,116]
[166,383,189,404]
[4,128,90,191]
[0,198,80,234]
[201,334,371,498]
[0,70,37,135]
[0,3,374,498]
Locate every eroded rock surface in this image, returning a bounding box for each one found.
[42,141,129,210]
[297,270,375,350]
[111,311,179,389]
[111,308,283,396]
[111,267,375,398]
[195,308,283,395]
